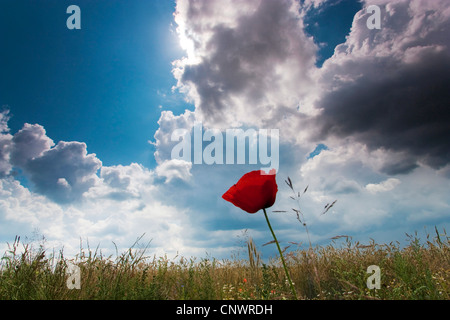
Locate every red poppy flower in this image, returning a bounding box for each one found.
[222,169,278,213]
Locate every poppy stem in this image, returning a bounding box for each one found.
[262,208,298,300]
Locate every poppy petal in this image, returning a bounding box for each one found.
[222,170,278,214]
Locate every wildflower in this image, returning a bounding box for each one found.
[222,169,297,300]
[222,169,277,213]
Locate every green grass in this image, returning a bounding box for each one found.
[1,229,449,300]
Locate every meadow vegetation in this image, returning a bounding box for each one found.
[0,228,448,300]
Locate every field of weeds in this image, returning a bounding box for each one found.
[0,228,448,300]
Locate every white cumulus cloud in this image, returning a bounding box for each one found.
[366,178,401,194]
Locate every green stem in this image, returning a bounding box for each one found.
[262,208,298,300]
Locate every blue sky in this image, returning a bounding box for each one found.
[1,0,186,167]
[1,0,449,260]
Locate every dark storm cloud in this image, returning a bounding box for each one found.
[314,50,450,173]
[311,0,450,175]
